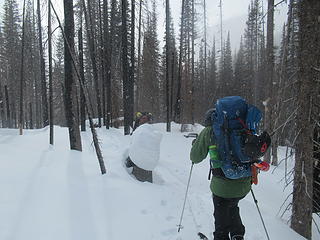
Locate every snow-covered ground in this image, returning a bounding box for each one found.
[0,123,318,240]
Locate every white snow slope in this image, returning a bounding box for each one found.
[0,123,318,240]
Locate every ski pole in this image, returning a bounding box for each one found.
[251,189,271,240]
[177,163,194,232]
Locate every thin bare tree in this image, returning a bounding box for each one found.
[37,0,48,127]
[19,0,26,135]
[48,0,54,144]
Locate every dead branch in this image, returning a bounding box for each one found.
[51,3,106,174]
[277,192,293,217]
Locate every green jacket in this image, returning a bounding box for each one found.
[190,126,251,198]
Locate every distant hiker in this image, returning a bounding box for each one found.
[132,111,153,133]
[126,112,161,183]
[190,96,271,240]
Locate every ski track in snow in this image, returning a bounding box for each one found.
[0,123,317,240]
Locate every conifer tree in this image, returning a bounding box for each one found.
[274,0,298,147]
[37,0,48,127]
[207,38,217,105]
[243,0,263,103]
[174,0,197,126]
[219,32,233,97]
[2,0,21,128]
[23,0,39,130]
[138,1,160,117]
[234,37,246,98]
[52,33,66,126]
[162,2,177,127]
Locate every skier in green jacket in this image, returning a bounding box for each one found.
[190,108,270,240]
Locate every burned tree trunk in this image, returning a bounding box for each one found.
[19,0,26,135]
[264,0,275,164]
[4,85,11,128]
[129,0,135,128]
[37,0,48,127]
[174,0,185,123]
[291,0,320,238]
[63,0,82,151]
[48,0,54,144]
[122,0,130,135]
[79,27,86,132]
[165,0,170,132]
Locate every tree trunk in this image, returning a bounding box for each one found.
[79,27,86,132]
[48,0,54,144]
[4,85,11,128]
[29,102,33,129]
[37,0,48,127]
[165,0,171,132]
[191,0,195,125]
[122,0,130,135]
[64,0,82,151]
[264,0,275,164]
[99,0,106,127]
[0,83,5,128]
[291,1,320,239]
[129,0,135,127]
[102,0,109,128]
[106,0,116,129]
[174,0,185,124]
[136,0,142,111]
[19,0,26,135]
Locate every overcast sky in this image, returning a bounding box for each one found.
[0,0,287,51]
[164,0,287,51]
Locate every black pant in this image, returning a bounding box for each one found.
[212,194,245,240]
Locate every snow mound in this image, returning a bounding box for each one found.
[129,124,163,170]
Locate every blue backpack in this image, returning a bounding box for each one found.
[211,96,262,179]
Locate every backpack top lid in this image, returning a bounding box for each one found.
[213,96,262,133]
[213,96,248,131]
